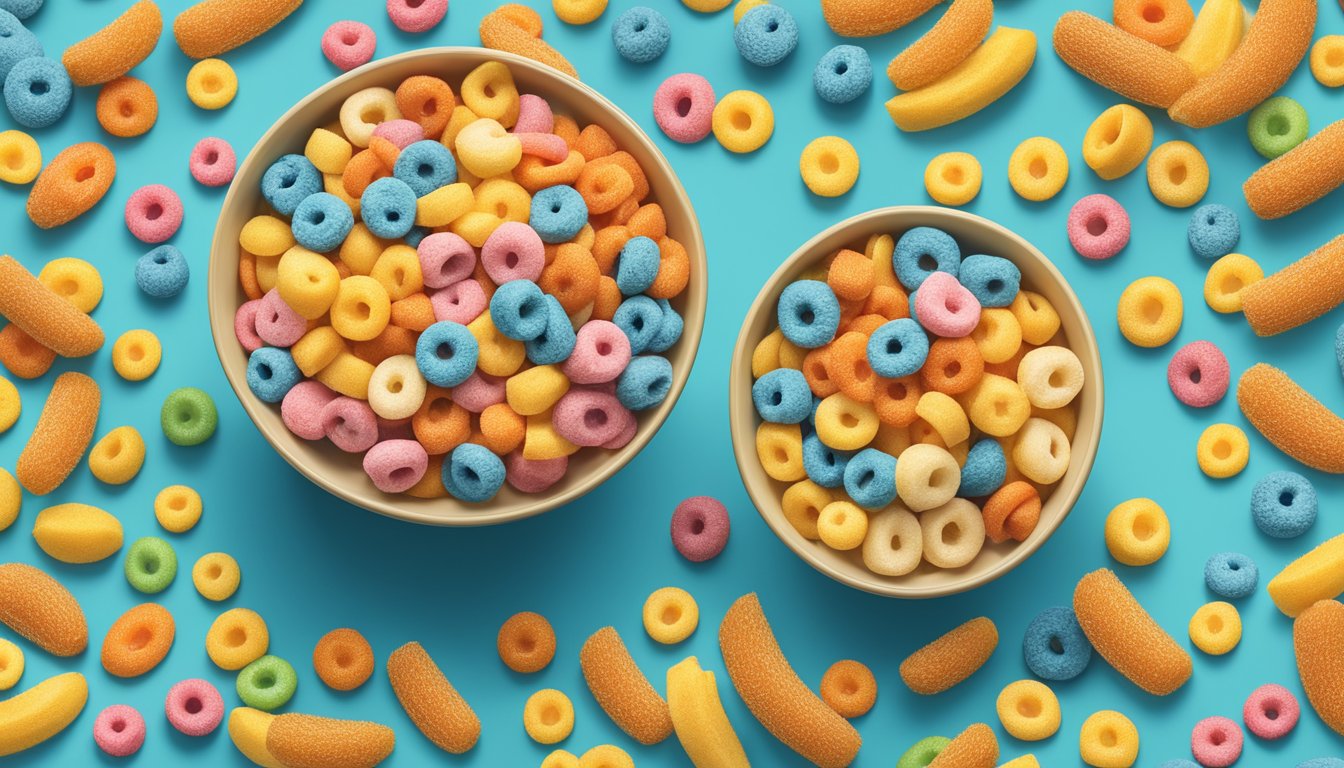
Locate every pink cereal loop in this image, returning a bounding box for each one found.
[321,20,377,72]
[513,94,554,134]
[282,380,338,440]
[321,397,380,453]
[452,371,505,412]
[95,704,146,757]
[190,137,236,187]
[671,495,730,562]
[430,279,488,325]
[1167,340,1230,408]
[516,132,569,163]
[1067,193,1131,260]
[552,388,628,446]
[363,438,429,492]
[505,451,568,493]
[371,118,425,149]
[1243,683,1300,740]
[563,320,632,384]
[164,679,224,737]
[602,408,638,449]
[1190,716,1242,768]
[653,73,716,144]
[419,232,477,289]
[914,271,981,337]
[387,0,447,33]
[481,221,546,283]
[256,289,308,348]
[125,184,184,244]
[234,299,265,353]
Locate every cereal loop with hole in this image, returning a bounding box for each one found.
[1104,498,1169,566]
[1146,140,1208,208]
[1117,276,1182,347]
[1009,137,1069,201]
[642,587,698,644]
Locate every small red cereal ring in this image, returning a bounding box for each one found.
[322,21,377,72]
[387,0,447,33]
[653,73,716,144]
[1166,340,1229,408]
[1242,683,1299,740]
[505,452,569,493]
[671,496,730,562]
[1067,193,1130,260]
[124,184,184,244]
[189,137,236,188]
[1191,716,1242,768]
[371,119,424,150]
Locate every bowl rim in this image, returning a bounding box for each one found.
[206,47,707,527]
[729,205,1105,597]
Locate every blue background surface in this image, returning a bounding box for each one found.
[1,0,1343,765]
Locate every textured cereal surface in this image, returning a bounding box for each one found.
[580,626,672,745]
[1294,600,1344,737]
[1053,11,1196,108]
[1242,236,1344,336]
[1244,120,1344,220]
[0,563,88,657]
[1238,364,1344,474]
[821,0,939,37]
[899,617,998,695]
[61,0,162,87]
[265,713,395,768]
[928,722,999,768]
[886,0,993,91]
[1073,568,1192,695]
[173,0,304,59]
[386,641,480,754]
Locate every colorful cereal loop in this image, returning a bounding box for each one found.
[155,484,202,532]
[478,4,578,79]
[1079,710,1139,767]
[1116,276,1182,348]
[0,563,88,657]
[101,603,174,678]
[665,656,750,767]
[1008,137,1068,201]
[1203,253,1262,314]
[1196,423,1249,479]
[88,426,146,485]
[523,688,575,745]
[1243,683,1299,740]
[172,0,304,59]
[95,77,158,138]
[1246,96,1310,160]
[0,130,40,185]
[1175,0,1246,77]
[26,142,117,229]
[498,611,556,673]
[924,152,981,206]
[712,90,774,153]
[1312,35,1344,87]
[643,587,699,644]
[1146,141,1208,207]
[205,608,269,670]
[554,0,608,24]
[313,628,375,691]
[580,626,672,745]
[996,679,1061,741]
[1244,119,1344,221]
[112,329,161,381]
[799,136,859,197]
[1073,568,1192,695]
[185,58,237,110]
[16,372,100,495]
[1113,0,1194,47]
[1052,12,1195,108]
[1083,104,1153,180]
[61,0,162,87]
[1104,498,1169,566]
[192,552,240,601]
[1241,235,1344,337]
[885,27,1037,132]
[900,617,998,695]
[387,641,481,754]
[818,659,876,719]
[1189,601,1241,655]
[886,0,993,91]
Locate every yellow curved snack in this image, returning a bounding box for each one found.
[1269,534,1344,617]
[928,722,998,768]
[62,0,162,87]
[0,563,87,657]
[887,0,994,91]
[32,503,123,564]
[1083,104,1153,181]
[1168,0,1316,127]
[265,713,395,768]
[1238,363,1344,474]
[1073,568,1192,695]
[1294,599,1344,736]
[719,593,860,768]
[0,672,87,757]
[667,657,750,768]
[1176,0,1247,77]
[1052,11,1196,108]
[580,627,672,745]
[1244,119,1344,220]
[386,641,480,754]
[885,27,1037,132]
[228,707,284,768]
[173,0,304,59]
[821,0,940,37]
[1242,235,1344,336]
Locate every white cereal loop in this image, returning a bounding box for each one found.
[1017,346,1084,409]
[1012,417,1072,485]
[862,506,923,576]
[920,498,986,569]
[339,87,402,148]
[368,354,427,420]
[895,443,960,512]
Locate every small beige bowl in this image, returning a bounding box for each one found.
[207,48,706,526]
[729,207,1103,597]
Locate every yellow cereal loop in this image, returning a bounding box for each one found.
[370,245,424,301]
[1008,137,1069,201]
[331,276,392,342]
[206,608,269,670]
[799,136,860,197]
[964,374,1031,437]
[924,151,982,206]
[1175,0,1247,77]
[339,87,402,147]
[751,328,783,378]
[240,215,296,257]
[38,258,103,313]
[818,500,868,550]
[1104,498,1170,566]
[449,211,503,248]
[506,365,570,416]
[815,393,880,451]
[340,224,384,275]
[1146,141,1209,208]
[781,480,831,539]
[461,61,520,127]
[416,182,474,228]
[914,391,970,447]
[0,468,19,532]
[972,308,1023,364]
[777,337,806,369]
[523,688,575,744]
[1079,710,1139,768]
[254,255,278,293]
[1010,290,1060,346]
[642,587,699,644]
[543,750,580,768]
[1189,601,1241,655]
[1116,276,1182,348]
[88,426,145,485]
[470,313,527,378]
[186,58,238,110]
[277,247,341,319]
[0,377,17,436]
[523,412,580,460]
[1203,253,1263,314]
[1001,757,1041,768]
[0,637,22,690]
[112,329,162,381]
[996,679,1061,741]
[1311,35,1344,88]
[455,118,523,179]
[193,552,241,601]
[683,0,732,11]
[734,0,768,23]
[579,745,634,768]
[0,130,41,184]
[1082,105,1153,181]
[324,172,361,218]
[304,128,353,175]
[554,0,608,24]
[866,233,897,287]
[756,422,805,481]
[290,327,343,377]
[1196,423,1249,479]
[155,485,203,533]
[316,352,375,399]
[472,178,531,223]
[712,90,774,154]
[885,27,1038,132]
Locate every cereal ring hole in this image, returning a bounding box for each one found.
[1219,274,1243,294]
[660,605,681,625]
[675,97,693,117]
[185,697,202,715]
[516,633,535,653]
[3,148,22,169]
[1209,728,1226,745]
[1086,215,1108,237]
[204,151,219,165]
[145,203,163,221]
[111,718,126,732]
[1029,157,1048,178]
[75,165,96,183]
[1169,163,1187,185]
[1328,49,1344,67]
[1141,3,1165,22]
[732,110,752,131]
[1279,490,1295,507]
[1266,115,1289,137]
[119,100,134,118]
[1142,296,1163,323]
[1048,635,1064,654]
[202,76,221,94]
[28,80,47,96]
[1017,696,1042,718]
[944,360,961,379]
[940,520,960,544]
[690,517,705,534]
[226,627,247,647]
[1188,366,1201,384]
[1206,614,1223,633]
[917,253,938,271]
[1213,439,1231,459]
[207,563,222,579]
[583,408,608,429]
[942,166,963,185]
[542,705,560,725]
[360,107,385,124]
[820,152,839,175]
[840,412,858,428]
[128,626,152,650]
[342,31,360,46]
[1100,727,1117,747]
[1131,514,1156,540]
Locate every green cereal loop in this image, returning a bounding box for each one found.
[1247,96,1309,160]
[896,736,952,768]
[236,654,297,711]
[161,387,218,446]
[124,536,177,594]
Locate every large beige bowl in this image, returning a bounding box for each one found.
[729,207,1103,597]
[207,48,706,526]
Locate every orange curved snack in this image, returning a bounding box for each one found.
[479,4,578,79]
[719,594,861,768]
[1237,363,1344,474]
[822,0,940,37]
[266,713,395,768]
[1241,235,1344,336]
[1294,599,1344,736]
[1244,119,1344,220]
[27,143,117,229]
[1113,0,1194,47]
[1168,0,1317,127]
[62,0,162,87]
[982,482,1041,543]
[1053,11,1196,108]
[899,617,998,695]
[580,626,672,745]
[1073,568,1192,695]
[17,372,100,496]
[0,563,87,657]
[386,641,480,754]
[0,257,103,358]
[173,0,304,59]
[929,723,999,768]
[887,0,993,91]
[101,603,175,678]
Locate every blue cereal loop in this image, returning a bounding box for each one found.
[261,153,322,217]
[777,280,840,349]
[489,280,551,341]
[752,368,811,423]
[393,140,456,197]
[529,185,587,244]
[734,5,798,68]
[0,11,41,82]
[894,226,960,290]
[524,295,577,365]
[1023,605,1092,681]
[246,347,301,403]
[416,321,479,387]
[616,355,672,411]
[1187,203,1240,260]
[802,433,849,487]
[0,0,39,19]
[403,226,430,248]
[613,295,663,354]
[1251,470,1317,538]
[291,192,354,253]
[612,7,670,64]
[615,235,660,296]
[443,442,506,502]
[958,254,1021,308]
[959,439,1006,497]
[359,176,417,239]
[647,299,682,354]
[3,56,68,128]
[843,448,897,509]
[135,245,189,299]
[866,319,928,378]
[1204,552,1258,600]
[813,45,872,105]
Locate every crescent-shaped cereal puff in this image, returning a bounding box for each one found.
[100,603,174,678]
[0,257,103,358]
[173,0,304,59]
[0,672,88,758]
[1175,0,1247,77]
[0,563,88,657]
[581,626,672,745]
[264,713,396,768]
[61,0,162,87]
[1052,11,1196,108]
[719,594,861,768]
[821,0,939,37]
[1073,568,1192,695]
[1168,0,1316,127]
[1244,120,1344,220]
[480,4,578,79]
[32,503,123,564]
[26,142,117,229]
[16,372,100,496]
[899,617,998,695]
[1083,105,1153,181]
[928,723,998,768]
[1270,534,1344,617]
[1238,363,1344,474]
[666,657,751,768]
[228,707,283,768]
[386,641,480,754]
[1241,235,1344,336]
[1293,599,1344,736]
[885,27,1037,132]
[886,0,993,91]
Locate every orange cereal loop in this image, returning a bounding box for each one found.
[802,348,840,398]
[828,332,876,403]
[1052,11,1196,108]
[395,76,456,140]
[27,142,117,229]
[864,284,910,320]
[552,114,580,148]
[342,149,391,199]
[827,249,875,302]
[0,325,55,380]
[498,611,557,674]
[921,337,984,396]
[406,454,448,499]
[238,252,263,300]
[590,195,638,230]
[1113,0,1194,47]
[62,0,162,87]
[368,136,402,173]
[845,313,887,337]
[387,641,481,754]
[592,225,632,275]
[929,722,999,768]
[351,325,418,365]
[1073,568,1192,695]
[581,626,672,745]
[95,77,159,138]
[101,603,174,678]
[627,204,666,240]
[0,562,88,657]
[314,628,375,691]
[982,481,1041,542]
[873,375,921,427]
[413,388,471,455]
[390,293,436,332]
[822,0,939,37]
[576,162,634,214]
[819,660,877,718]
[645,237,690,300]
[1243,119,1344,221]
[515,151,586,193]
[479,4,578,79]
[576,124,618,161]
[17,372,100,496]
[887,0,994,91]
[173,0,304,59]
[538,244,600,313]
[1294,599,1344,737]
[899,617,998,695]
[479,403,525,455]
[591,152,649,201]
[265,713,396,768]
[592,276,621,321]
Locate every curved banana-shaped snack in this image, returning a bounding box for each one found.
[667,657,750,768]
[0,672,88,757]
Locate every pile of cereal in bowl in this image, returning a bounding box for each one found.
[749,226,1085,577]
[232,60,693,504]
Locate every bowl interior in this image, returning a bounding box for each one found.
[208,48,707,526]
[730,207,1103,597]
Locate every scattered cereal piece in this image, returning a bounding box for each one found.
[1312,35,1344,87]
[497,611,555,673]
[1073,568,1192,695]
[125,184,184,244]
[124,536,176,594]
[101,603,174,678]
[1053,11,1194,108]
[1189,601,1241,655]
[61,0,161,87]
[479,4,577,79]
[173,0,302,59]
[1205,552,1257,599]
[94,704,145,757]
[1008,137,1067,201]
[190,136,236,186]
[206,608,269,670]
[1294,599,1344,737]
[1246,95,1309,161]
[801,137,860,198]
[266,712,395,768]
[4,57,70,129]
[1243,683,1299,739]
[929,722,998,768]
[924,151,980,206]
[581,626,671,744]
[0,470,16,531]
[1114,0,1194,46]
[1023,606,1092,681]
[1116,276,1181,348]
[1187,203,1239,260]
[1167,340,1228,407]
[886,27,1037,131]
[32,503,123,563]
[322,21,375,71]
[1268,532,1344,616]
[192,552,240,601]
[555,0,607,24]
[814,45,871,104]
[1239,363,1344,473]
[1244,118,1344,220]
[996,679,1060,741]
[671,496,730,562]
[1192,719,1243,768]
[1079,710,1139,767]
[314,628,374,691]
[887,0,992,91]
[237,655,297,711]
[1251,470,1316,538]
[27,142,116,228]
[653,73,715,143]
[0,672,88,757]
[643,587,698,644]
[1175,0,1246,76]
[666,656,750,765]
[821,0,938,37]
[712,90,773,153]
[95,76,157,137]
[1147,140,1208,207]
[1196,422,1249,478]
[0,562,87,656]
[819,659,876,718]
[387,0,445,33]
[1082,104,1152,180]
[1104,498,1169,566]
[161,387,218,446]
[735,4,797,67]
[900,617,997,695]
[1242,235,1344,336]
[898,736,951,768]
[523,688,574,744]
[166,678,224,736]
[0,130,40,184]
[1067,194,1129,260]
[385,641,479,753]
[16,372,100,495]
